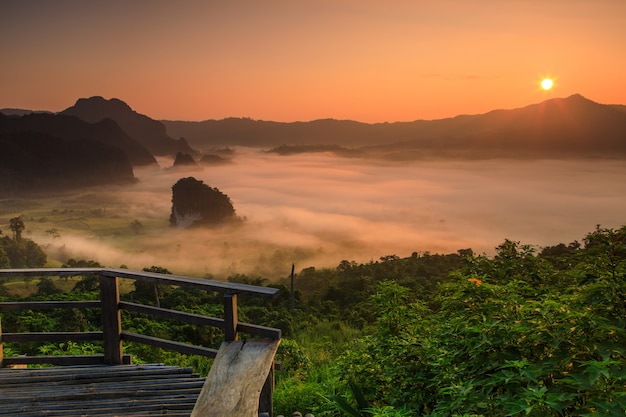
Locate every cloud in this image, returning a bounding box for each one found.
[35,150,626,279]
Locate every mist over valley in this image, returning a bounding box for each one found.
[1,95,625,279]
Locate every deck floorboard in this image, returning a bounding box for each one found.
[0,364,205,417]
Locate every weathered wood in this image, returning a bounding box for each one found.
[0,267,280,297]
[122,332,220,358]
[1,331,102,343]
[1,354,132,367]
[191,339,280,417]
[259,364,275,416]
[0,364,205,416]
[120,301,225,328]
[100,274,123,365]
[102,267,280,297]
[0,300,101,311]
[224,292,238,341]
[0,318,3,368]
[0,267,282,414]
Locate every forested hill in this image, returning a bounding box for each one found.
[0,112,156,167]
[0,114,138,197]
[163,94,626,159]
[61,96,198,157]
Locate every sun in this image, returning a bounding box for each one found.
[541,78,554,91]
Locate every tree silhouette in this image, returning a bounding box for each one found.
[129,220,144,235]
[9,217,25,240]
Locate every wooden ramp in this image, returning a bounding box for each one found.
[0,364,205,416]
[192,339,280,417]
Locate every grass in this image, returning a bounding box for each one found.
[1,192,172,267]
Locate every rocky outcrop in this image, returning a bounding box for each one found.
[169,177,239,228]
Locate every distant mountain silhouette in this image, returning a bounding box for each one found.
[61,96,198,157]
[171,152,198,168]
[366,94,626,159]
[0,108,53,116]
[0,112,157,167]
[163,117,381,149]
[0,118,136,196]
[163,94,626,159]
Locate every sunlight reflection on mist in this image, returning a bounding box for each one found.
[41,149,626,279]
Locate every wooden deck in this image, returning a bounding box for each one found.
[0,364,205,416]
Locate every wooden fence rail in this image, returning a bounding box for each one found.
[0,267,282,414]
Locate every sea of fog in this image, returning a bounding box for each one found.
[41,149,626,278]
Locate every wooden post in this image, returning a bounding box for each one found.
[223,292,238,342]
[0,317,4,368]
[100,274,123,364]
[259,364,275,416]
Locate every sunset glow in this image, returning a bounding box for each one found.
[1,1,625,122]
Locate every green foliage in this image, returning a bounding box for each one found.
[0,235,47,267]
[3,225,626,416]
[36,277,62,296]
[334,226,626,416]
[276,338,312,379]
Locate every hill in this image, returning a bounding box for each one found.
[60,96,198,157]
[163,94,626,159]
[365,94,626,159]
[0,128,136,196]
[0,112,156,167]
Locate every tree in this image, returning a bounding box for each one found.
[129,219,144,235]
[131,266,173,307]
[36,277,62,296]
[64,259,103,292]
[0,246,10,269]
[9,217,25,240]
[46,228,61,239]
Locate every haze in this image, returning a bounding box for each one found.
[34,150,626,278]
[2,1,626,122]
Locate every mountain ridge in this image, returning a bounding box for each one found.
[60,96,198,157]
[162,94,626,159]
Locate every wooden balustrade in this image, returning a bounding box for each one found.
[0,268,282,416]
[0,268,281,366]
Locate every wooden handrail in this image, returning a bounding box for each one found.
[0,267,281,367]
[0,268,280,297]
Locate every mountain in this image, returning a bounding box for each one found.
[0,121,136,196]
[0,112,157,167]
[365,94,626,159]
[162,117,385,149]
[163,94,626,159]
[0,108,53,116]
[60,96,198,157]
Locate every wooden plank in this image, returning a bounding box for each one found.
[0,300,100,311]
[0,267,280,297]
[1,331,102,343]
[120,301,225,328]
[0,268,101,277]
[122,332,219,358]
[191,339,280,417]
[1,354,132,367]
[0,364,205,417]
[102,268,280,297]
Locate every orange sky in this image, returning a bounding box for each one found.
[1,0,625,123]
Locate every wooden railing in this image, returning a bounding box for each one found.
[0,268,281,367]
